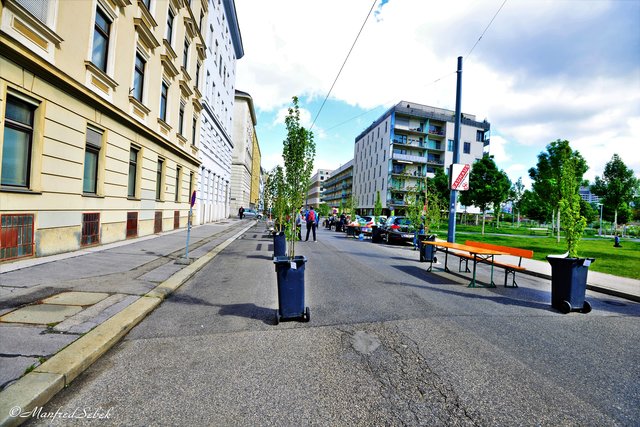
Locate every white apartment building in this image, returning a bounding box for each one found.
[306,169,331,208]
[353,101,490,215]
[229,90,256,215]
[197,0,243,224]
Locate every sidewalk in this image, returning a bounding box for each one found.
[0,218,257,426]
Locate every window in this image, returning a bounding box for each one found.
[188,171,194,199]
[141,0,151,10]
[16,0,49,24]
[83,127,102,194]
[133,53,145,102]
[463,142,471,154]
[81,213,100,246]
[156,158,164,200]
[1,214,34,260]
[476,130,484,142]
[126,212,138,238]
[92,7,110,72]
[178,103,185,135]
[160,81,168,121]
[166,8,175,43]
[447,139,454,152]
[128,147,139,198]
[183,38,189,69]
[2,96,35,188]
[199,11,204,30]
[175,165,181,202]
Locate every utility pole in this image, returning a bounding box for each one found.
[447,56,463,243]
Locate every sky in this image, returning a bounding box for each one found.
[233,0,640,188]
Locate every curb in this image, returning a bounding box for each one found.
[0,222,256,427]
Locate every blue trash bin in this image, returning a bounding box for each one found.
[273,232,286,258]
[273,256,309,323]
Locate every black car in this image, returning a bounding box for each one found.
[381,216,414,244]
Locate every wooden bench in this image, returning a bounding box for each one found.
[454,241,534,288]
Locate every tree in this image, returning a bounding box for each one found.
[430,167,450,209]
[282,97,315,257]
[460,155,511,235]
[520,189,551,223]
[510,177,525,226]
[559,156,587,257]
[529,140,587,242]
[374,191,383,217]
[265,166,286,231]
[317,203,330,218]
[591,154,639,228]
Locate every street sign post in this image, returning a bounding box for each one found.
[185,191,196,260]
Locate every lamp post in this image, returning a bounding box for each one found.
[597,203,603,236]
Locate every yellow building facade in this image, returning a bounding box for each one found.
[0,0,207,261]
[250,130,260,209]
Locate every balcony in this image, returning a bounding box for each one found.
[427,127,445,138]
[427,157,444,166]
[425,140,444,151]
[393,153,428,164]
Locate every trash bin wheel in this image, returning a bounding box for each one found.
[433,256,437,264]
[560,300,572,314]
[275,309,280,325]
[304,307,310,323]
[581,301,592,314]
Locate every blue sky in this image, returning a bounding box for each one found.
[234,0,640,188]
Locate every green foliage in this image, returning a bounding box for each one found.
[430,167,451,208]
[282,97,315,257]
[459,155,511,235]
[317,203,330,217]
[404,187,424,233]
[559,156,587,257]
[266,166,287,231]
[591,154,639,226]
[374,191,383,217]
[345,194,358,218]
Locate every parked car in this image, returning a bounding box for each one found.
[360,216,387,236]
[381,216,414,244]
[243,208,261,219]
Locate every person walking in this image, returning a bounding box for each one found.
[295,207,304,240]
[238,206,244,219]
[305,206,317,242]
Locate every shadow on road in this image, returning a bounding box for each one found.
[216,303,276,325]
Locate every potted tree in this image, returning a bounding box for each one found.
[265,166,287,258]
[546,155,593,314]
[273,97,315,323]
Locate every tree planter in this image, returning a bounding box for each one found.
[546,255,594,314]
[273,256,310,323]
[273,232,286,259]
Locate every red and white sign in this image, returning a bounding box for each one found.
[450,163,470,191]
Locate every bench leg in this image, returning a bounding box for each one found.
[458,257,470,273]
[504,270,518,288]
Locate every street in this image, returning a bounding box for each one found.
[29,223,640,426]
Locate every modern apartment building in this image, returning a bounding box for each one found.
[0,0,205,261]
[230,89,256,214]
[197,0,243,224]
[353,101,490,215]
[306,169,331,208]
[322,160,353,210]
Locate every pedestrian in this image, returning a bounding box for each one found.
[295,207,304,240]
[305,206,317,242]
[238,206,244,219]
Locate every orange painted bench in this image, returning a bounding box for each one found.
[455,241,534,288]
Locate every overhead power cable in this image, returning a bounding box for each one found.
[465,0,508,61]
[309,0,378,131]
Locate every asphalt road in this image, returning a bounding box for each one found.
[30,223,640,426]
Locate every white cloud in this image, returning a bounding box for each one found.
[235,0,640,179]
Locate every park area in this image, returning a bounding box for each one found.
[426,224,640,280]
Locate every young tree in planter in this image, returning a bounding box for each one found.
[559,157,587,257]
[266,166,286,231]
[282,97,315,257]
[374,191,383,217]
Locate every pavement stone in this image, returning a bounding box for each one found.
[138,263,185,283]
[0,357,39,389]
[0,305,82,325]
[42,292,109,306]
[55,295,139,334]
[0,325,76,356]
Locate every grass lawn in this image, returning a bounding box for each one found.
[438,232,640,280]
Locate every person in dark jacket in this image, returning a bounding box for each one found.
[238,206,244,219]
[305,207,317,242]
